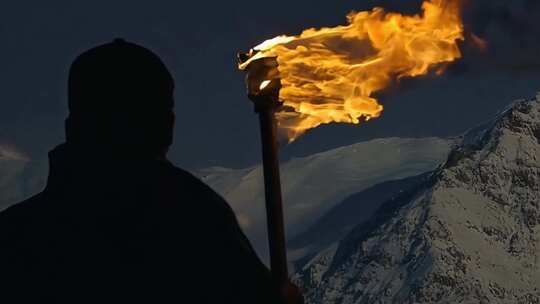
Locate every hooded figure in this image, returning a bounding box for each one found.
[0,39,298,303]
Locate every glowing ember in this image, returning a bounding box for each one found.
[239,0,465,141]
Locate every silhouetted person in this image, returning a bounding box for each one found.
[0,39,299,303]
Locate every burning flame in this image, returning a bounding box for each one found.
[240,0,465,141]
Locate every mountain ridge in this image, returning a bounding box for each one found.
[296,93,540,304]
[199,137,454,261]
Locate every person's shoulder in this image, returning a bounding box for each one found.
[0,192,46,220]
[160,163,217,195]
[161,163,209,187]
[0,192,46,237]
[158,162,236,216]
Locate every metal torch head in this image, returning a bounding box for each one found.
[237,51,282,112]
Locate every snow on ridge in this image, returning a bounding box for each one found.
[459,94,539,149]
[296,93,540,303]
[199,136,455,261]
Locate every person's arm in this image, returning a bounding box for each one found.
[169,169,302,303]
[207,195,283,303]
[207,192,304,304]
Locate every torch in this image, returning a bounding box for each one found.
[237,52,289,287]
[234,0,467,296]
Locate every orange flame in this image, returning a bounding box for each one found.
[240,0,465,141]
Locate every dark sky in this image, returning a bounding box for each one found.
[1,0,539,169]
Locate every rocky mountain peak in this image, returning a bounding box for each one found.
[296,94,540,304]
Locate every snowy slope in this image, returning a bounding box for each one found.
[0,162,47,211]
[288,172,432,267]
[0,148,26,209]
[296,94,540,303]
[199,137,454,260]
[0,146,47,210]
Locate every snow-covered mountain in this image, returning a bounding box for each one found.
[0,147,46,210]
[288,172,432,268]
[296,94,540,303]
[199,137,454,261]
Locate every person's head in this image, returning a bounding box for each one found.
[66,39,175,159]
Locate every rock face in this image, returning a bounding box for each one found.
[288,172,432,268]
[296,94,540,304]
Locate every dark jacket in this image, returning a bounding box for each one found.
[0,144,280,303]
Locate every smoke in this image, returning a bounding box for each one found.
[459,0,540,74]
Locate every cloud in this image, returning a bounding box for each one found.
[0,144,29,161]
